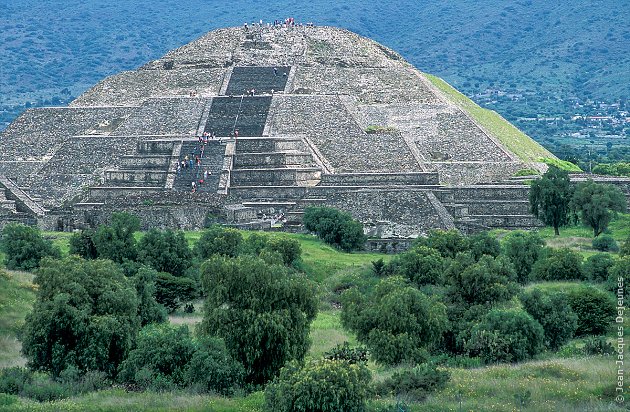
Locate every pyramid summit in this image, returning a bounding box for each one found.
[0,24,566,237]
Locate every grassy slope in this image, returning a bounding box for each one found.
[0,271,35,369]
[1,228,627,411]
[425,73,581,172]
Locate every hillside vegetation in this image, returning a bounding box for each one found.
[0,213,628,411]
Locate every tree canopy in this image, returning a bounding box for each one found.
[199,256,317,385]
[571,180,626,237]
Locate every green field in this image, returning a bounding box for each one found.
[0,221,628,411]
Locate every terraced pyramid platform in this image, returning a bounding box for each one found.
[2,24,626,236]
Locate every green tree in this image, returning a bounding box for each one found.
[502,231,545,283]
[341,276,448,365]
[154,271,198,313]
[133,267,167,326]
[303,207,366,252]
[137,229,192,276]
[1,223,60,271]
[200,256,317,385]
[572,180,627,237]
[520,289,578,350]
[530,248,584,281]
[607,257,630,300]
[194,225,243,259]
[68,229,97,259]
[387,245,445,286]
[265,359,372,412]
[465,308,544,363]
[92,212,140,263]
[468,231,501,260]
[529,166,573,235]
[445,254,519,307]
[414,229,469,259]
[264,237,302,266]
[583,253,616,282]
[21,256,140,377]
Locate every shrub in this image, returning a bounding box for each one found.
[134,267,167,325]
[607,257,630,300]
[502,231,545,283]
[414,229,468,259]
[0,223,60,270]
[445,254,519,307]
[21,256,140,378]
[323,342,368,364]
[583,253,616,282]
[530,248,584,281]
[303,207,366,252]
[583,336,615,355]
[265,360,372,412]
[92,212,140,263]
[200,256,317,385]
[387,246,444,286]
[377,363,450,401]
[465,308,544,363]
[566,286,615,336]
[194,225,243,259]
[592,234,619,252]
[68,229,97,259]
[520,289,577,350]
[118,324,243,395]
[154,271,198,312]
[0,367,32,395]
[137,229,192,276]
[242,232,269,255]
[341,276,448,365]
[468,231,501,260]
[264,237,302,266]
[620,234,630,257]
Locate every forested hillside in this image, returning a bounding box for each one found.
[1,0,628,163]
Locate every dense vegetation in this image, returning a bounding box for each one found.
[0,205,629,410]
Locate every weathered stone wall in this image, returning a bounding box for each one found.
[112,98,207,136]
[319,172,439,186]
[72,69,225,106]
[292,67,439,104]
[433,162,523,185]
[271,95,422,173]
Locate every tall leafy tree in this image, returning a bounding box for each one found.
[21,256,140,377]
[529,166,573,235]
[137,229,192,276]
[200,256,317,385]
[571,180,627,237]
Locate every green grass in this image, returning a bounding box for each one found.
[539,157,582,173]
[425,73,581,171]
[0,271,35,368]
[307,309,357,360]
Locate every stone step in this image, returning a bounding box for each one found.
[319,172,439,186]
[119,154,172,169]
[137,140,176,154]
[104,170,168,186]
[235,137,306,153]
[231,168,321,186]
[467,214,544,228]
[233,152,314,168]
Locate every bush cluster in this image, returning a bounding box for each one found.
[303,207,366,252]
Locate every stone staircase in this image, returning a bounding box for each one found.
[225,66,291,95]
[172,140,225,192]
[103,140,176,188]
[204,96,272,137]
[0,175,44,226]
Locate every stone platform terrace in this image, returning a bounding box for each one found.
[2,24,627,236]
